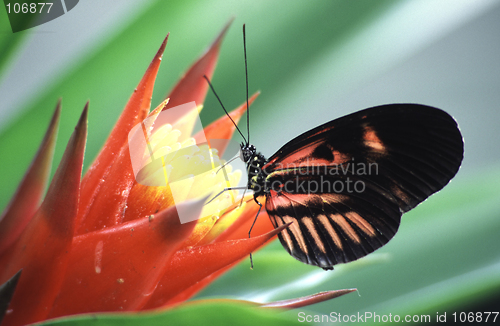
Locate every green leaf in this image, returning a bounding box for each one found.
[0,3,32,76]
[38,301,306,326]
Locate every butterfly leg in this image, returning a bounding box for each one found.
[206,186,248,205]
[239,187,248,207]
[248,196,263,269]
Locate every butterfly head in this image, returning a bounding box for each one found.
[239,143,256,163]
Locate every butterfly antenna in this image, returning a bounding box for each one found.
[243,24,250,145]
[215,153,239,174]
[203,75,247,143]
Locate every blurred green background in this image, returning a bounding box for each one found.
[1,0,499,324]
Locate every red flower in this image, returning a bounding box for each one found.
[0,22,354,326]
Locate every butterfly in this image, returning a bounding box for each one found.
[207,25,464,271]
[239,104,463,270]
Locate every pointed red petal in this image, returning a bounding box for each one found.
[142,223,291,310]
[49,198,201,317]
[261,289,357,309]
[77,35,168,231]
[194,92,259,156]
[162,20,232,118]
[74,143,135,234]
[76,100,173,233]
[0,105,87,326]
[122,183,175,223]
[0,101,60,254]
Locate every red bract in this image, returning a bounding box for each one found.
[0,22,355,326]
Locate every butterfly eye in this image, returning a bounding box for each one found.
[239,148,245,162]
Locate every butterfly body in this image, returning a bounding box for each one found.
[240,104,463,270]
[240,144,268,197]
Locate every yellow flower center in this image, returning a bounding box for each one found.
[125,101,242,245]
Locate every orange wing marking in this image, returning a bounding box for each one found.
[330,213,361,244]
[345,211,376,237]
[284,215,309,255]
[363,126,387,154]
[302,217,326,253]
[317,214,342,249]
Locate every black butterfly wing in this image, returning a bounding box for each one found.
[262,104,463,269]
